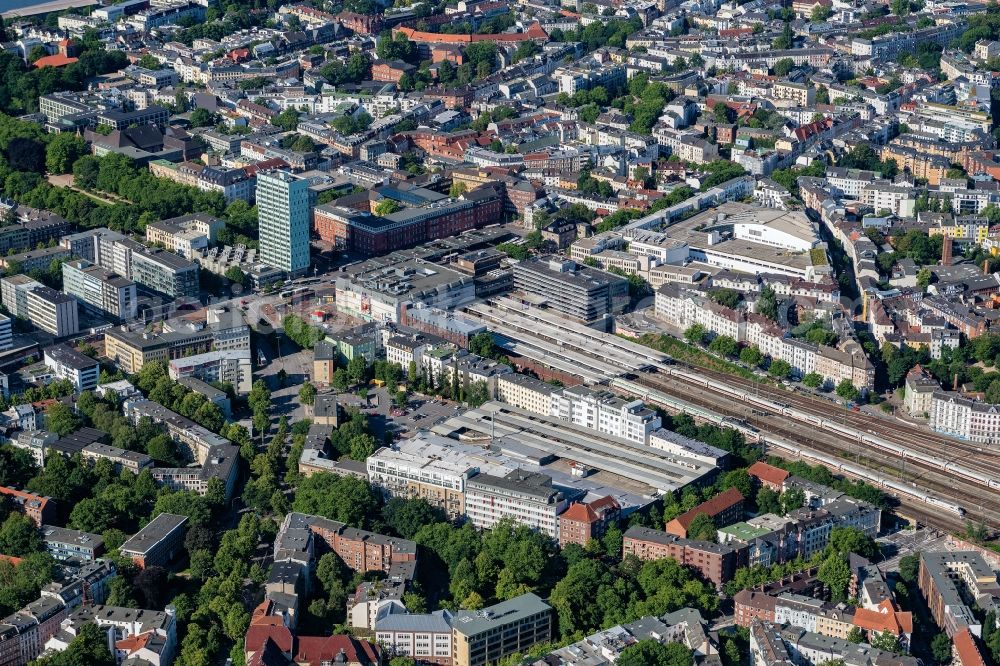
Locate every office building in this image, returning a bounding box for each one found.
[0,275,42,320]
[666,488,745,538]
[43,345,100,393]
[43,603,177,666]
[257,170,310,276]
[558,496,621,549]
[59,228,126,265]
[130,247,200,298]
[61,260,136,322]
[451,593,551,666]
[512,256,629,323]
[0,313,11,351]
[119,513,188,569]
[366,431,516,518]
[104,326,213,373]
[167,349,252,394]
[374,607,454,665]
[464,470,569,539]
[40,526,104,562]
[26,287,78,337]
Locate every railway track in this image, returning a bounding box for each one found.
[624,374,1000,533]
[683,362,1000,473]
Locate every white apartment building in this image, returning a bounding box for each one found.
[464,470,568,539]
[496,374,557,416]
[550,386,662,446]
[167,349,253,394]
[43,345,99,392]
[930,390,1000,444]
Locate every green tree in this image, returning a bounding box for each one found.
[803,372,823,388]
[686,513,717,542]
[45,133,87,175]
[835,380,859,401]
[916,267,932,289]
[870,631,900,654]
[45,402,79,437]
[31,622,115,666]
[347,356,368,386]
[374,199,403,216]
[708,335,738,357]
[818,553,852,601]
[768,359,791,379]
[781,486,805,514]
[740,346,764,367]
[757,285,778,320]
[189,107,215,127]
[617,640,691,666]
[0,513,41,556]
[684,324,706,345]
[847,627,865,644]
[224,265,246,287]
[292,473,380,528]
[898,554,919,585]
[299,382,317,406]
[773,57,795,75]
[930,632,952,663]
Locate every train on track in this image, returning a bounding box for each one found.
[611,378,968,517]
[644,366,1000,492]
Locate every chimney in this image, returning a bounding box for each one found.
[941,236,953,266]
[986,260,991,275]
[954,372,960,391]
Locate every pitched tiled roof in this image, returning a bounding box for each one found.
[954,628,988,666]
[670,487,744,532]
[748,461,790,486]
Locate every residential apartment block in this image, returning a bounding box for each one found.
[43,345,99,393]
[119,513,188,569]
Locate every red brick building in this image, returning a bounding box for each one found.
[748,461,790,492]
[371,59,416,83]
[337,10,383,34]
[558,496,620,548]
[733,589,777,627]
[622,526,747,589]
[308,520,417,575]
[666,488,744,538]
[0,486,55,527]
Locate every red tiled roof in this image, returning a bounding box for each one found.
[246,626,294,656]
[853,600,912,637]
[115,631,153,653]
[293,635,380,666]
[671,487,744,531]
[954,628,988,666]
[33,54,78,69]
[561,502,599,523]
[0,554,23,566]
[748,461,790,486]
